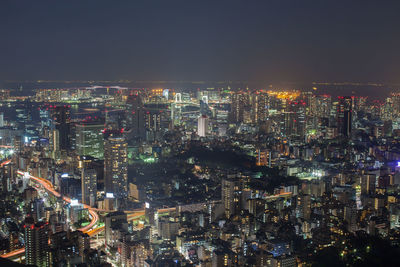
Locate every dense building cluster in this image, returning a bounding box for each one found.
[0,86,400,266]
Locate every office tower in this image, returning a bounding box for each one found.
[24,217,50,267]
[144,109,162,139]
[120,239,151,267]
[361,174,376,195]
[39,107,52,131]
[337,96,353,137]
[353,96,368,113]
[230,91,249,123]
[81,168,97,207]
[283,101,306,139]
[301,91,316,116]
[297,194,311,220]
[222,178,242,218]
[248,198,266,216]
[158,217,180,240]
[391,93,400,117]
[344,204,357,232]
[51,105,71,150]
[75,121,104,159]
[315,94,332,118]
[200,99,212,117]
[198,115,209,137]
[105,211,128,248]
[382,98,393,121]
[78,232,90,262]
[199,94,208,114]
[15,100,33,131]
[127,94,145,138]
[27,199,45,222]
[104,137,128,197]
[252,92,269,123]
[106,109,127,131]
[49,129,60,159]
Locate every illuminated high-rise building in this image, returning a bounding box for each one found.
[222,178,241,218]
[337,96,353,137]
[283,100,306,139]
[144,109,161,133]
[127,94,145,139]
[0,162,14,192]
[81,168,97,207]
[105,211,128,248]
[391,93,400,117]
[361,174,376,195]
[104,137,128,197]
[49,129,60,159]
[252,92,269,123]
[76,121,104,159]
[51,105,71,150]
[301,91,316,116]
[231,91,249,123]
[315,94,332,118]
[0,112,4,127]
[297,194,311,220]
[197,115,209,137]
[24,217,50,267]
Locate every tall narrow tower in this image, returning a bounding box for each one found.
[104,137,128,198]
[24,217,50,267]
[337,96,353,137]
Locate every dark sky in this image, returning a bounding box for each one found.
[1,0,400,83]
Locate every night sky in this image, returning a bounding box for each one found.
[1,0,400,83]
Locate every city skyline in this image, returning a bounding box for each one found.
[2,1,400,266]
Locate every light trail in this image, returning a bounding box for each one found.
[0,159,11,167]
[15,171,100,232]
[2,171,101,259]
[85,211,145,236]
[2,170,175,259]
[0,248,25,258]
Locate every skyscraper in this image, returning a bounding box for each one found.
[197,115,209,137]
[105,211,128,248]
[104,137,128,198]
[337,96,353,137]
[230,91,248,123]
[51,105,71,150]
[24,217,50,267]
[127,94,145,139]
[81,168,97,207]
[76,121,104,159]
[297,194,311,220]
[49,129,60,156]
[252,92,269,123]
[283,101,306,140]
[222,178,241,218]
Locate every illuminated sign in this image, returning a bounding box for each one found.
[70,199,79,206]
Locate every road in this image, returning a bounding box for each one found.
[1,168,175,260]
[0,159,11,167]
[16,171,101,233]
[1,171,101,259]
[85,211,145,236]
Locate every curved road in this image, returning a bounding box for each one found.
[1,171,100,259]
[1,168,175,260]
